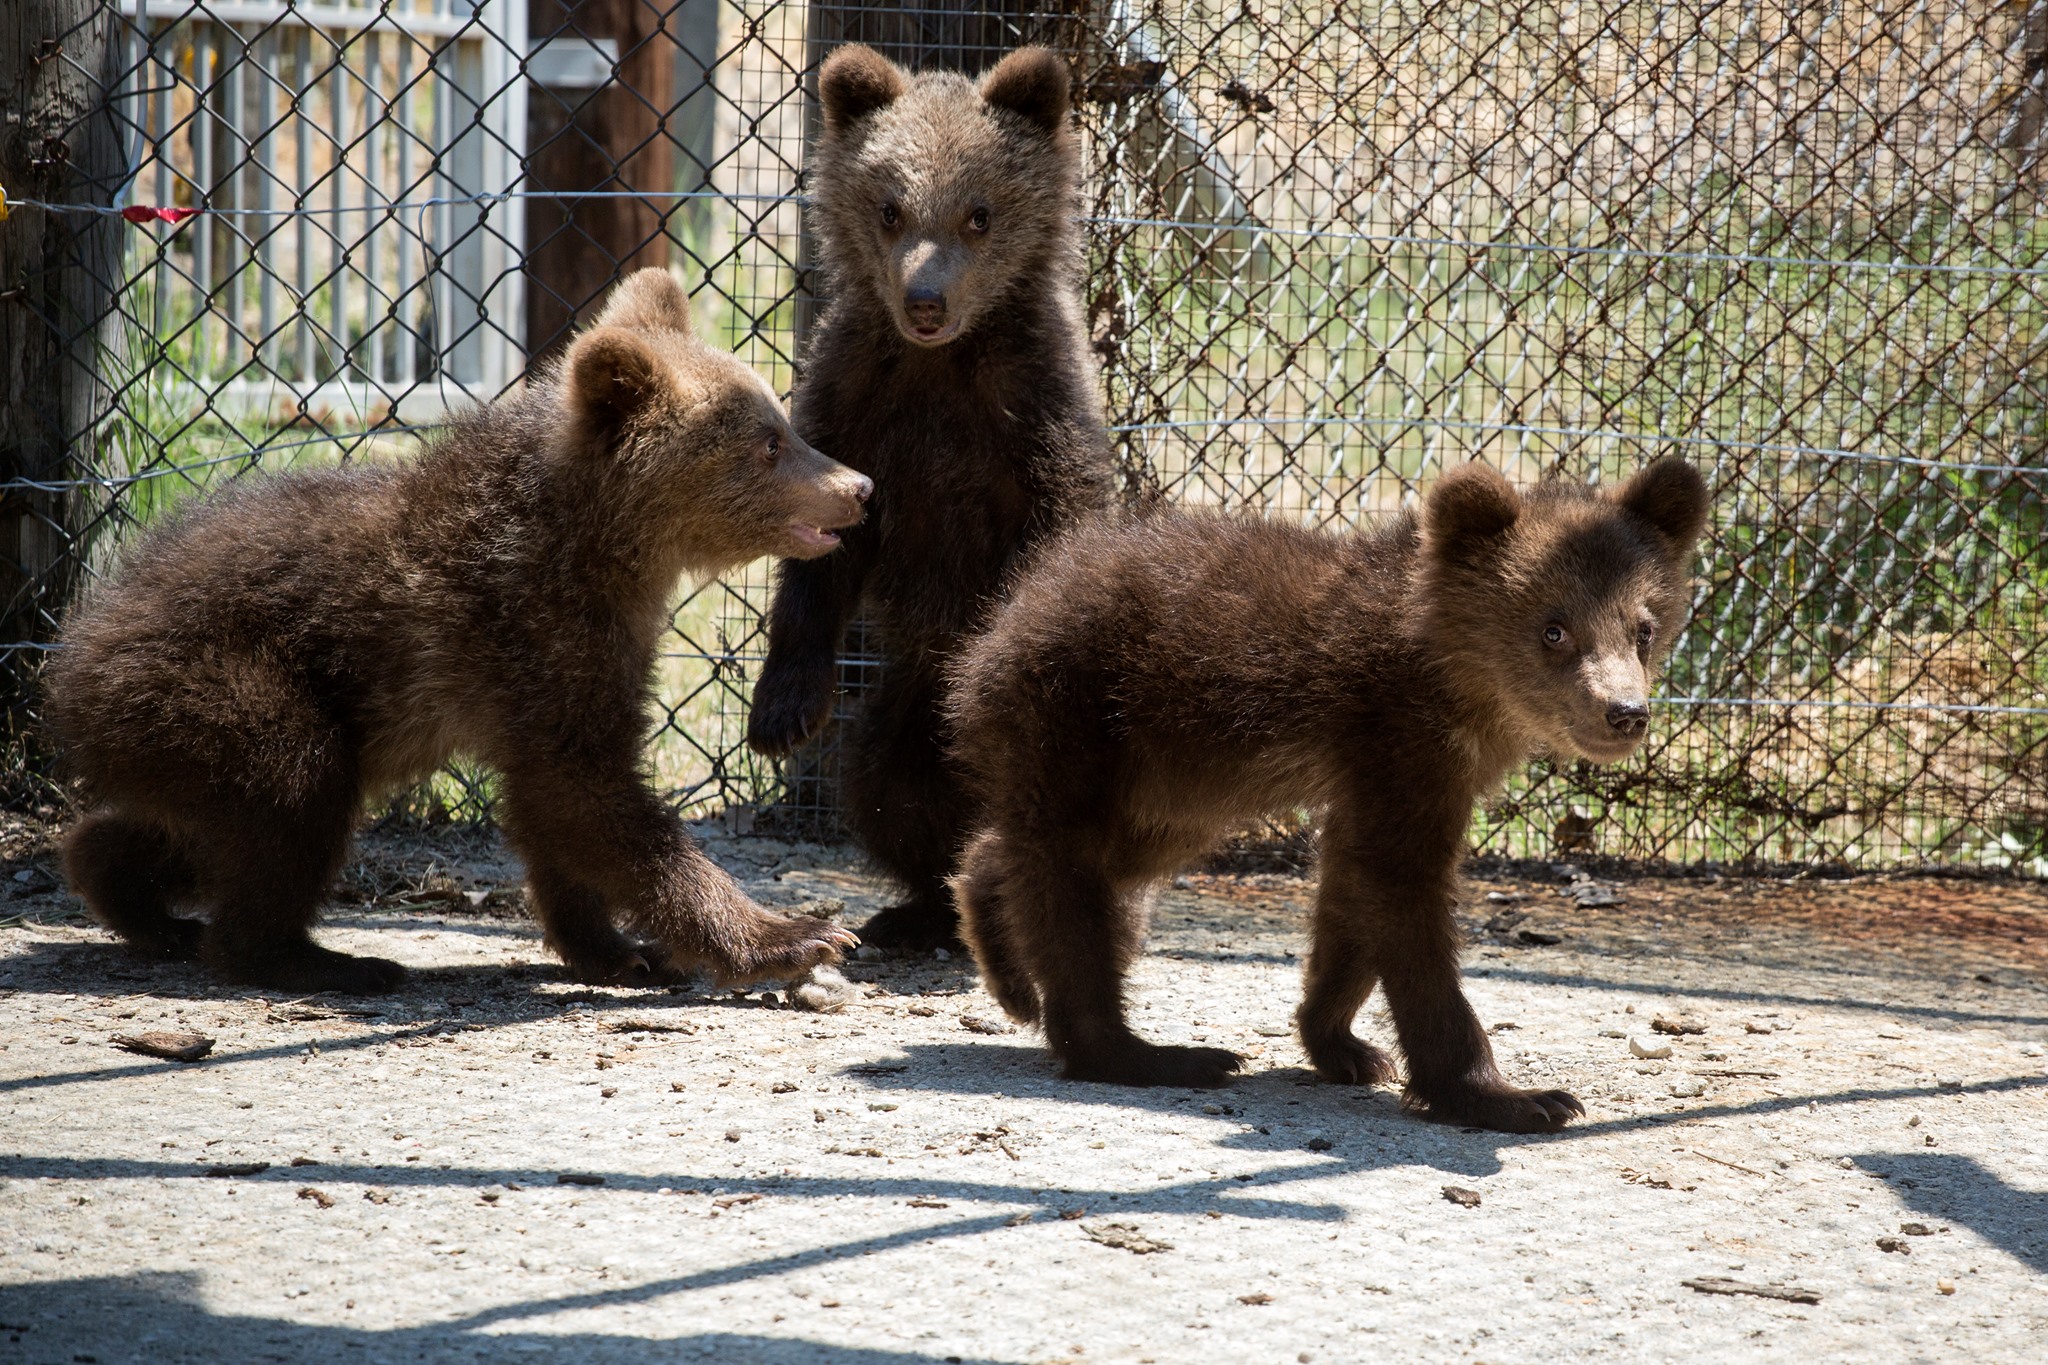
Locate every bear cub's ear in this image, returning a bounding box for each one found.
[565,327,673,443]
[980,47,1071,134]
[820,45,907,135]
[1614,456,1710,553]
[596,268,695,336]
[1423,462,1521,554]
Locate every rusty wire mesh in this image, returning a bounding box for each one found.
[2,1,2044,872]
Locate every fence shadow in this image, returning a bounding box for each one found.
[0,1270,1007,1365]
[1849,1151,2048,1275]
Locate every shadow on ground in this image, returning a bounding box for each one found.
[1,1270,997,1364]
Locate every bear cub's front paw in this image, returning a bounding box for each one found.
[746,661,836,757]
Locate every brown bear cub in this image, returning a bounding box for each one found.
[46,269,872,994]
[746,44,1113,949]
[947,458,1711,1133]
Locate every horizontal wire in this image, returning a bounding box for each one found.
[14,189,2045,280]
[1113,416,2048,477]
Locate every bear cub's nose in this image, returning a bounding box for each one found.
[904,287,948,331]
[1605,700,1649,736]
[850,474,875,502]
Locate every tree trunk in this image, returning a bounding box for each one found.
[524,0,679,364]
[0,0,129,791]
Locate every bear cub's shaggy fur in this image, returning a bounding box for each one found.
[747,44,1113,948]
[48,270,872,994]
[948,459,1710,1132]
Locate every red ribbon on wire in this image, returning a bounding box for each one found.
[120,205,201,224]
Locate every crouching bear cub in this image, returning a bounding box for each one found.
[947,459,1710,1133]
[47,269,871,994]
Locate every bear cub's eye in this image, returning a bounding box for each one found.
[880,202,901,229]
[763,432,782,463]
[1635,619,1656,654]
[967,207,991,235]
[1542,623,1568,648]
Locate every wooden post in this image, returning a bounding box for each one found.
[524,0,678,364]
[0,0,129,784]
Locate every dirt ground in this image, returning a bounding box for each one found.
[2,813,2045,1364]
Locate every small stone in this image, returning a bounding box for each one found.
[1517,928,1565,945]
[771,1081,799,1094]
[1876,1236,1910,1254]
[1937,1280,1956,1295]
[1901,1222,1936,1236]
[1651,1016,1706,1036]
[960,1015,1011,1035]
[907,1004,939,1017]
[1441,1185,1482,1208]
[1629,1036,1673,1060]
[724,1129,742,1143]
[1238,1291,1273,1305]
[1305,1136,1333,1152]
[1252,1025,1290,1037]
[855,946,884,961]
[1668,1080,1705,1098]
[1744,1021,1773,1034]
[599,1087,617,1099]
[932,948,953,961]
[1907,1114,1922,1127]
[295,1187,334,1209]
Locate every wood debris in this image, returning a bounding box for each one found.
[112,1031,213,1062]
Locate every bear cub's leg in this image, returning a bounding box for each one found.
[840,663,970,950]
[982,832,1241,1088]
[1306,837,1581,1133]
[191,781,406,995]
[63,811,202,961]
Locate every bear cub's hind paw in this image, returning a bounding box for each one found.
[854,902,965,953]
[1405,1079,1585,1134]
[1302,1031,1399,1088]
[1061,1038,1243,1089]
[216,944,407,996]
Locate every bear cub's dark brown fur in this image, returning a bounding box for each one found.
[47,270,871,994]
[948,459,1710,1132]
[747,44,1113,949]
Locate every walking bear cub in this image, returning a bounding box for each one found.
[746,44,1113,949]
[47,269,871,994]
[948,458,1711,1132]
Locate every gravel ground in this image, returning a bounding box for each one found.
[2,816,2045,1363]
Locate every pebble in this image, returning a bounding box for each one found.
[855,946,884,961]
[1668,1080,1705,1098]
[1629,1036,1673,1060]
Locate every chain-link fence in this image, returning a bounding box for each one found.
[2,1,2044,872]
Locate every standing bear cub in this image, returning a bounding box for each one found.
[747,44,1113,948]
[947,458,1710,1133]
[47,269,871,994]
